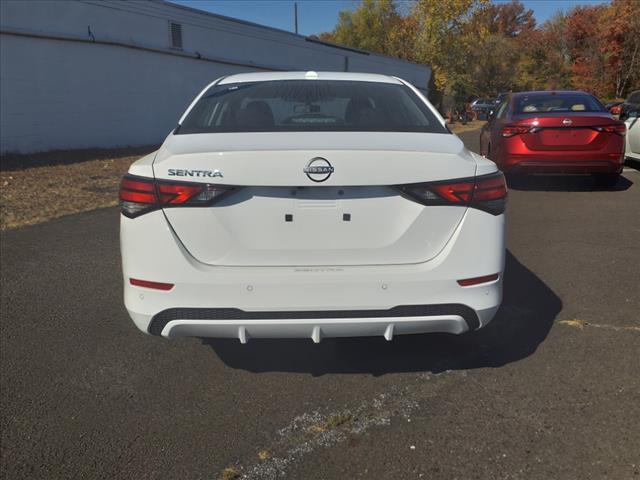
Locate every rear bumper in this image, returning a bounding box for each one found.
[507,160,622,174]
[625,151,640,161]
[500,149,624,174]
[121,207,505,341]
[141,304,496,341]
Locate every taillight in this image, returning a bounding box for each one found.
[119,174,236,218]
[501,125,531,137]
[591,124,626,136]
[397,172,507,215]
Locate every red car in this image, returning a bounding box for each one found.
[606,101,623,116]
[480,91,626,186]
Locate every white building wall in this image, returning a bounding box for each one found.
[0,0,431,154]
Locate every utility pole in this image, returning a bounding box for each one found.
[294,2,298,34]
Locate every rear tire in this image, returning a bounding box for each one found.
[593,173,620,187]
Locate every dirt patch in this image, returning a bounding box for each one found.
[1,147,157,230]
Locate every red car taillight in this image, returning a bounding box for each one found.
[591,124,627,136]
[119,174,237,218]
[501,125,531,137]
[397,172,507,215]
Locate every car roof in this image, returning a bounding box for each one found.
[627,90,640,102]
[218,71,403,85]
[512,90,592,98]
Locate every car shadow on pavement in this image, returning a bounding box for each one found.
[506,174,633,192]
[203,251,562,376]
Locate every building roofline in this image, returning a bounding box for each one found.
[158,0,426,68]
[158,0,310,41]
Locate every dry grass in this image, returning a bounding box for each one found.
[306,413,357,435]
[558,319,590,329]
[218,465,241,480]
[0,147,156,230]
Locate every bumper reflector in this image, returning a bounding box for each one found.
[457,273,500,287]
[129,278,174,291]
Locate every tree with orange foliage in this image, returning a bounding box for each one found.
[319,0,639,104]
[600,0,640,98]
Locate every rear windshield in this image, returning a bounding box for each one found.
[177,80,448,134]
[514,93,606,114]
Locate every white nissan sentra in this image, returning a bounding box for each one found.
[120,71,506,343]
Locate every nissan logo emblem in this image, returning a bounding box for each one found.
[303,157,334,182]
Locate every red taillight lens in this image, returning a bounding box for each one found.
[120,176,158,217]
[474,173,508,202]
[129,278,174,290]
[157,182,206,204]
[501,125,531,137]
[592,124,626,136]
[119,174,236,218]
[429,180,475,202]
[398,172,507,215]
[120,177,157,204]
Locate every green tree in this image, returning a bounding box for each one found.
[465,1,537,95]
[412,0,485,102]
[516,13,572,91]
[329,0,403,56]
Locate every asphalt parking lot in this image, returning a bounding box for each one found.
[1,129,639,480]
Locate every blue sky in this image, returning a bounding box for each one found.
[168,0,608,36]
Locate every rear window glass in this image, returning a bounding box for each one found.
[628,91,640,104]
[514,93,605,114]
[177,80,448,134]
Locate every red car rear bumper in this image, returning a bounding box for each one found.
[504,155,624,174]
[497,139,624,174]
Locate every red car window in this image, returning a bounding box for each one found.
[514,93,605,114]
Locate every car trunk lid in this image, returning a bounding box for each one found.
[513,112,619,151]
[153,132,477,267]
